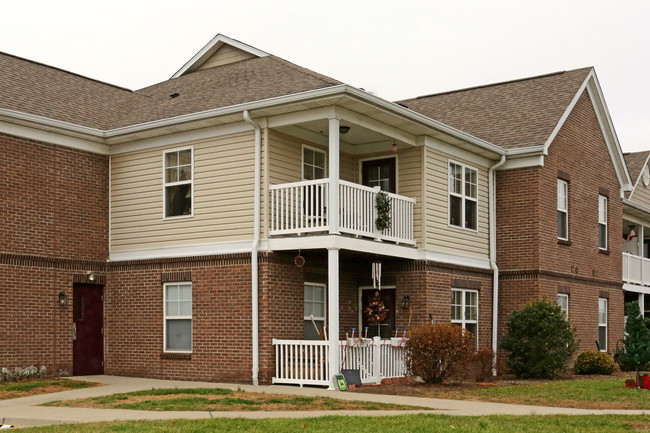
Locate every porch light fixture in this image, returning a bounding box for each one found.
[339,125,350,135]
[401,295,411,309]
[391,141,398,153]
[58,291,67,306]
[87,271,95,282]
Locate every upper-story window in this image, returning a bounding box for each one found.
[557,179,568,240]
[598,195,608,250]
[303,145,326,180]
[164,147,193,218]
[449,161,478,230]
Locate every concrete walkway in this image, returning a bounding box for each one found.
[0,375,647,428]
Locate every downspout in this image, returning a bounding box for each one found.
[244,110,261,386]
[489,155,506,376]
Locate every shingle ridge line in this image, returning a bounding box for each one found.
[267,55,340,86]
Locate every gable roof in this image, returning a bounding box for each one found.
[397,68,592,150]
[624,151,650,191]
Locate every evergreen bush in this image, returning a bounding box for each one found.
[616,301,650,387]
[500,299,578,379]
[405,323,475,384]
[574,350,615,375]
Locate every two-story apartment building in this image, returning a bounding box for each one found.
[0,34,637,385]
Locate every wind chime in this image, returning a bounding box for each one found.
[372,261,382,290]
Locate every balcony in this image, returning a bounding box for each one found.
[269,179,415,245]
[623,252,650,286]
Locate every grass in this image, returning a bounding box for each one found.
[355,376,650,410]
[21,414,650,433]
[45,387,425,412]
[0,379,96,400]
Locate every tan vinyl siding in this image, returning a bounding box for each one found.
[197,45,257,70]
[424,146,489,258]
[111,131,256,251]
[630,178,650,209]
[398,147,423,247]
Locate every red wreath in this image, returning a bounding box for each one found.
[364,291,387,324]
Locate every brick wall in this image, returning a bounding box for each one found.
[496,90,625,364]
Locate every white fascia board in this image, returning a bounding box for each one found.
[623,198,650,217]
[627,153,650,201]
[500,155,545,170]
[623,283,650,295]
[171,34,270,79]
[109,240,255,262]
[333,106,417,147]
[505,145,546,156]
[267,235,419,260]
[420,249,492,270]
[422,136,493,168]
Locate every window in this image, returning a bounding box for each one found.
[164,147,193,218]
[557,179,568,240]
[557,293,569,319]
[164,283,192,352]
[304,283,326,340]
[302,145,326,180]
[598,298,607,351]
[451,289,478,346]
[599,195,608,250]
[449,162,478,230]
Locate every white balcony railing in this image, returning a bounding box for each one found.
[623,252,650,286]
[269,179,415,245]
[272,337,408,387]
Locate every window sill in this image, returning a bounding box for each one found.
[557,239,572,246]
[598,249,611,255]
[160,352,192,360]
[448,223,479,233]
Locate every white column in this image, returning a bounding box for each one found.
[327,247,340,389]
[328,117,340,235]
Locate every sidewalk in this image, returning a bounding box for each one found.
[0,375,647,428]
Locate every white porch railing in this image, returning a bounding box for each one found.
[272,337,408,387]
[269,179,415,245]
[623,252,650,286]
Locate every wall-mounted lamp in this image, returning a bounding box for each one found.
[87,271,95,282]
[401,295,411,309]
[58,291,67,306]
[339,125,350,135]
[392,141,398,153]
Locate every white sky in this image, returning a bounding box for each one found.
[3,0,650,152]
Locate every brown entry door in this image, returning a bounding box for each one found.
[73,285,104,375]
[362,158,396,193]
[361,288,396,339]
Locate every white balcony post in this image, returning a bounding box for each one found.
[641,226,645,284]
[327,247,340,389]
[328,117,340,235]
[373,186,381,241]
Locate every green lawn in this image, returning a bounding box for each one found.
[357,377,650,410]
[22,414,650,433]
[45,387,424,412]
[0,379,95,400]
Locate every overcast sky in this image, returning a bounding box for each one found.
[3,0,649,152]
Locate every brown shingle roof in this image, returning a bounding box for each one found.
[624,151,650,186]
[397,68,592,150]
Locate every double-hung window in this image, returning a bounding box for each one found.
[302,145,326,180]
[449,161,478,230]
[164,147,193,218]
[451,289,478,346]
[164,282,192,352]
[598,195,608,250]
[598,298,607,351]
[304,283,326,340]
[557,179,568,240]
[557,293,569,319]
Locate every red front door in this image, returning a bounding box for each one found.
[73,285,104,375]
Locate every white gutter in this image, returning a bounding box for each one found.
[488,154,507,375]
[243,110,261,386]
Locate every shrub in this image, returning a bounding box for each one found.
[616,301,650,387]
[405,323,475,384]
[574,350,616,375]
[473,348,495,382]
[500,299,578,379]
[0,365,47,384]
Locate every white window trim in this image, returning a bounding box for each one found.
[163,282,192,353]
[358,155,399,193]
[599,195,608,250]
[599,297,608,352]
[162,146,194,220]
[451,288,479,348]
[301,144,327,181]
[557,179,568,240]
[558,293,569,319]
[448,160,479,232]
[304,282,327,324]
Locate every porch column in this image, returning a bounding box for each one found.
[327,247,340,389]
[328,117,340,234]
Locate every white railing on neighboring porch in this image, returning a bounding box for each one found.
[269,179,415,245]
[272,337,408,387]
[623,252,650,286]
